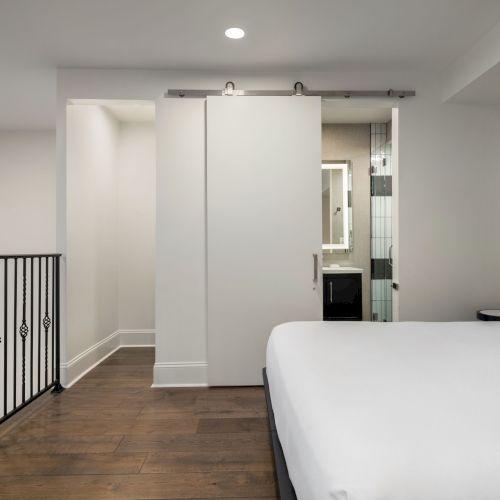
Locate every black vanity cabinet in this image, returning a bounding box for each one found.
[323,273,362,321]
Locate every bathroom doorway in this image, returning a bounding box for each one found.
[321,101,398,322]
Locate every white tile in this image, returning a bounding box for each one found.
[385,196,392,215]
[371,237,382,258]
[384,280,392,298]
[386,156,392,174]
[378,237,384,259]
[379,160,385,176]
[383,237,392,257]
[385,217,392,237]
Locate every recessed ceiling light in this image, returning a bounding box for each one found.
[225,27,245,39]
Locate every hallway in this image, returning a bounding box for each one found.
[0,348,278,499]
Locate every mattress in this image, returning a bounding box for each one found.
[266,321,500,500]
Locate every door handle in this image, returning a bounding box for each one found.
[329,281,333,303]
[312,253,318,283]
[389,244,393,267]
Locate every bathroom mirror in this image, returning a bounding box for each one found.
[322,161,353,250]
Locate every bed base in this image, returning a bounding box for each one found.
[263,368,298,500]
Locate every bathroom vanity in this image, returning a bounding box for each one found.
[322,161,362,320]
[323,267,362,321]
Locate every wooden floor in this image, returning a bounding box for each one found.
[0,348,278,499]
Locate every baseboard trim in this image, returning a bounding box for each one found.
[61,330,121,388]
[152,361,208,387]
[63,345,121,389]
[61,329,155,388]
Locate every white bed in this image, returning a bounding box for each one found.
[266,321,500,500]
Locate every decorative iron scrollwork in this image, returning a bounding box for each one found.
[20,321,29,339]
[43,314,51,331]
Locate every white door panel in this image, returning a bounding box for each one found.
[207,96,322,386]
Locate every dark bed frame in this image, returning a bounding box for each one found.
[263,368,298,500]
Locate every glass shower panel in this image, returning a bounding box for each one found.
[370,123,392,321]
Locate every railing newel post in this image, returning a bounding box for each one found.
[52,255,63,393]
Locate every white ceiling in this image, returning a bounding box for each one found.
[451,63,500,104]
[70,99,155,123]
[444,22,500,104]
[2,0,500,129]
[322,104,391,124]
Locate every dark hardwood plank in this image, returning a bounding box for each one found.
[194,409,268,419]
[11,416,199,437]
[129,415,199,435]
[116,431,272,453]
[195,394,267,413]
[141,449,274,473]
[0,390,55,440]
[0,434,123,455]
[35,406,144,420]
[140,397,199,414]
[11,418,136,437]
[197,418,268,434]
[0,348,278,499]
[0,452,147,476]
[100,348,154,366]
[0,471,277,498]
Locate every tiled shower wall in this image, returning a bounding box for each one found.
[370,123,392,321]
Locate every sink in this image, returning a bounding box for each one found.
[322,266,363,274]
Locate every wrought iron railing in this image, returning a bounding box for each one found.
[0,254,62,424]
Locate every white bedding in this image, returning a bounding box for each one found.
[266,321,500,500]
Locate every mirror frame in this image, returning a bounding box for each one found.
[322,161,351,250]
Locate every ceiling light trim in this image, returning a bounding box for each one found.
[225,27,245,39]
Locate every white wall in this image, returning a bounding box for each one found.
[64,106,156,385]
[0,131,57,412]
[56,69,500,386]
[0,131,56,254]
[66,105,120,377]
[398,85,500,320]
[117,122,156,334]
[154,99,207,386]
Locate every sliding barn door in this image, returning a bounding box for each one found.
[207,96,322,386]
